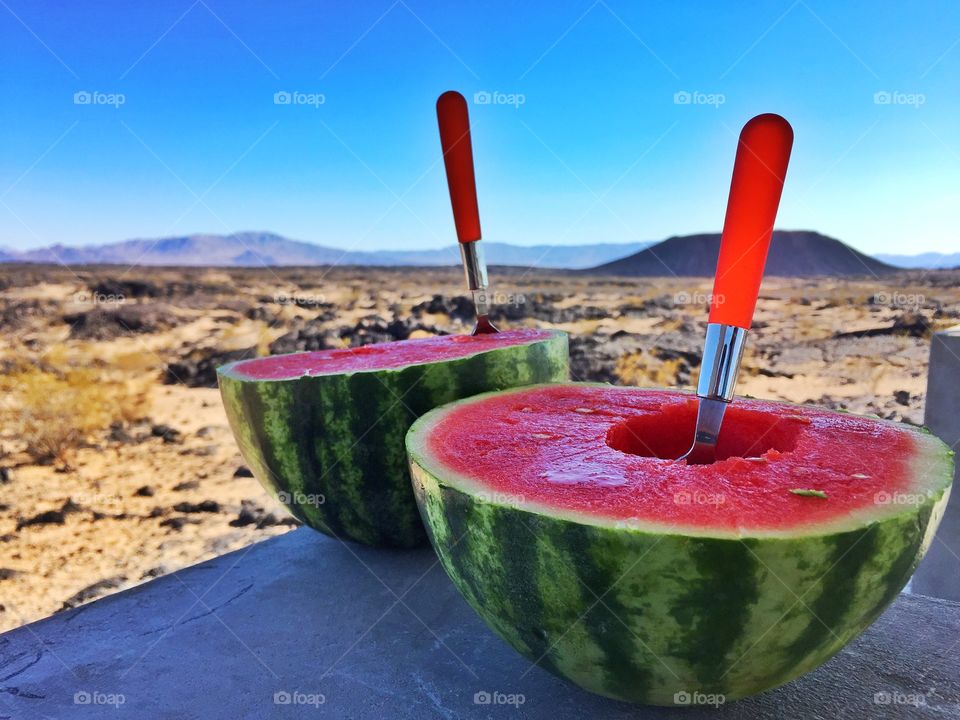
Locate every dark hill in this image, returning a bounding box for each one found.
[584,230,899,277]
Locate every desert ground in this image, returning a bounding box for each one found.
[0,263,957,633]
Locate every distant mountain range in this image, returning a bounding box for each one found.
[586,230,898,277]
[0,233,648,270]
[874,252,960,269]
[0,230,949,275]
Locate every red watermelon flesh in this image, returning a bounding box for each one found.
[229,328,554,379]
[426,383,931,534]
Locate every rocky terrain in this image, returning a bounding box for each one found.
[0,263,957,632]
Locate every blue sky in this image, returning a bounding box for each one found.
[0,0,957,255]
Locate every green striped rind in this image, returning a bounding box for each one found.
[406,386,953,704]
[217,330,568,548]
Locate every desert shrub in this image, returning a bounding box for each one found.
[615,351,682,387]
[0,362,150,463]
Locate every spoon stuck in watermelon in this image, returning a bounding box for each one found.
[217,329,568,547]
[436,90,499,335]
[682,113,793,464]
[407,383,954,704]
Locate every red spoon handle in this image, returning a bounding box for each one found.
[709,113,793,329]
[437,91,482,244]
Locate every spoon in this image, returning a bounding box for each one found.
[436,90,499,334]
[681,113,794,464]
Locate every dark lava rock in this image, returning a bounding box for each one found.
[140,566,167,580]
[159,516,198,531]
[568,335,619,384]
[412,295,475,324]
[338,315,435,347]
[64,304,178,340]
[0,568,20,581]
[61,576,127,610]
[269,322,337,354]
[107,422,134,443]
[172,480,200,492]
[173,500,220,514]
[165,347,255,388]
[490,294,608,324]
[134,485,155,497]
[151,424,182,444]
[17,499,81,530]
[894,390,911,406]
[891,312,930,337]
[91,278,160,299]
[833,312,931,340]
[0,298,60,331]
[233,466,254,478]
[0,468,9,484]
[230,499,300,529]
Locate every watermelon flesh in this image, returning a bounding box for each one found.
[231,330,551,379]
[427,384,932,534]
[407,383,953,703]
[218,329,568,547]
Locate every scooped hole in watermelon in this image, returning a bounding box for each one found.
[605,400,800,462]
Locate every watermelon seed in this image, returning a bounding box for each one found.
[851,473,870,479]
[789,488,828,499]
[745,457,767,463]
[532,433,553,440]
[573,407,595,414]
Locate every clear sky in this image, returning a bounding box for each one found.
[0,0,957,255]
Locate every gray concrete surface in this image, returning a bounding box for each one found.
[914,325,960,601]
[1,528,958,720]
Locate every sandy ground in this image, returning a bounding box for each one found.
[0,264,957,633]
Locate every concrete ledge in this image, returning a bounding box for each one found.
[914,325,960,600]
[1,528,959,719]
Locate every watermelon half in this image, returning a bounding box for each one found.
[406,383,953,704]
[217,329,568,547]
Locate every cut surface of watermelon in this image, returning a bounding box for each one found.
[222,328,553,379]
[406,383,953,704]
[218,330,568,547]
[418,383,944,536]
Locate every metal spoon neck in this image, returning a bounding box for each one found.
[460,240,496,326]
[696,323,748,402]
